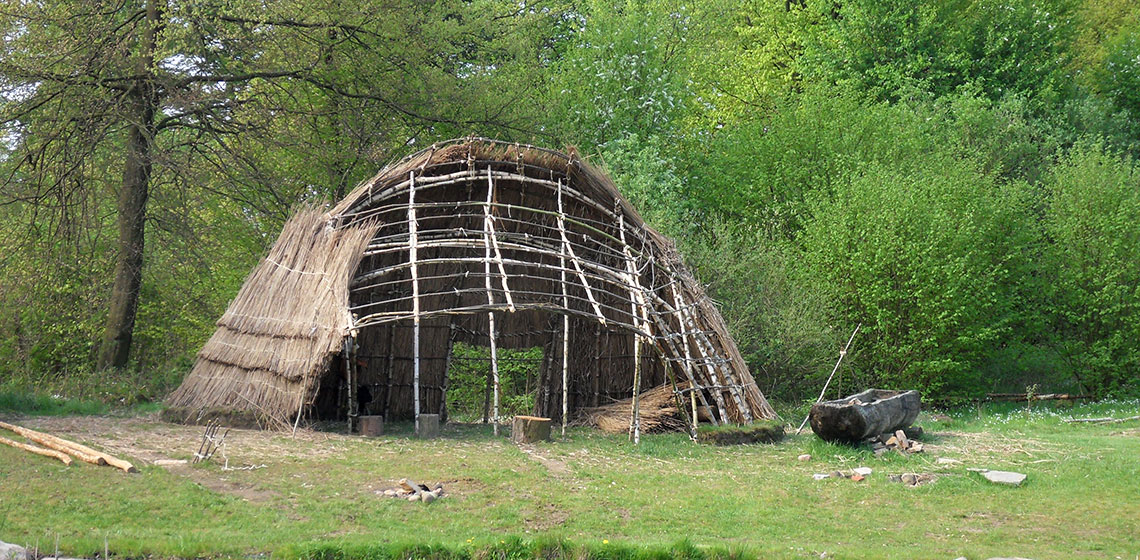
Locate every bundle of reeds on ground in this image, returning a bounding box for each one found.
[578,383,689,434]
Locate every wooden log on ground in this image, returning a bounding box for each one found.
[0,421,136,473]
[986,393,1091,402]
[809,389,921,442]
[0,435,73,465]
[359,415,384,437]
[1063,415,1140,424]
[511,415,552,444]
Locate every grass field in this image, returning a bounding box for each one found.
[0,399,1138,560]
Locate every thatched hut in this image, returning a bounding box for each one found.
[166,138,777,434]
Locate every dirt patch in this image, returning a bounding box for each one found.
[162,462,280,503]
[11,413,353,466]
[516,443,572,477]
[3,413,351,504]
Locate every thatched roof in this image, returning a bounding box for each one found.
[167,138,776,429]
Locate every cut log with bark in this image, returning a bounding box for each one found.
[0,435,73,465]
[0,421,137,473]
[809,389,921,442]
[511,415,552,443]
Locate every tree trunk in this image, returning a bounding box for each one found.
[97,0,160,370]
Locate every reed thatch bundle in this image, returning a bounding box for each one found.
[166,208,378,425]
[578,383,689,434]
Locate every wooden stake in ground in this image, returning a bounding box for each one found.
[0,421,136,472]
[796,324,861,435]
[0,435,73,465]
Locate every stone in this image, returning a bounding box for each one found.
[981,470,1027,486]
[415,414,440,439]
[813,473,830,480]
[874,447,889,457]
[421,492,436,504]
[407,494,420,502]
[937,457,962,465]
[0,541,27,560]
[830,471,846,479]
[798,454,812,462]
[907,442,924,453]
[853,467,873,476]
[901,473,918,485]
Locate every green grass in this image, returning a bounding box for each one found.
[0,400,1138,559]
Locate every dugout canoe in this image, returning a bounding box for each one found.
[809,389,921,442]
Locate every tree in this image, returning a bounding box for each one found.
[1,0,562,370]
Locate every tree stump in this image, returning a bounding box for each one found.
[359,415,384,437]
[416,414,440,439]
[511,415,552,443]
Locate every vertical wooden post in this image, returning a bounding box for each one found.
[440,322,456,423]
[408,170,421,433]
[558,179,570,436]
[484,167,501,436]
[691,390,698,432]
[383,325,396,420]
[345,337,357,433]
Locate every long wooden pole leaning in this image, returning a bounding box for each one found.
[0,435,73,465]
[795,323,861,435]
[0,421,136,472]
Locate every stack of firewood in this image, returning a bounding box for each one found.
[379,478,444,503]
[869,427,924,456]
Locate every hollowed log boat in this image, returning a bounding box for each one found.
[809,389,921,442]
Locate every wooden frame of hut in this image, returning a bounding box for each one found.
[166,139,777,437]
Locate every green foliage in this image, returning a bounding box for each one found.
[802,159,1040,399]
[546,0,693,146]
[445,342,543,421]
[804,0,1077,103]
[679,222,836,400]
[1099,25,1140,119]
[3,0,1140,405]
[1044,143,1140,396]
[0,391,107,416]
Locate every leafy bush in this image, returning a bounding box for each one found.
[800,157,1041,399]
[1043,143,1140,397]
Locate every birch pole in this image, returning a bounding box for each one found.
[618,212,643,444]
[484,167,501,436]
[408,170,421,433]
[558,179,571,436]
